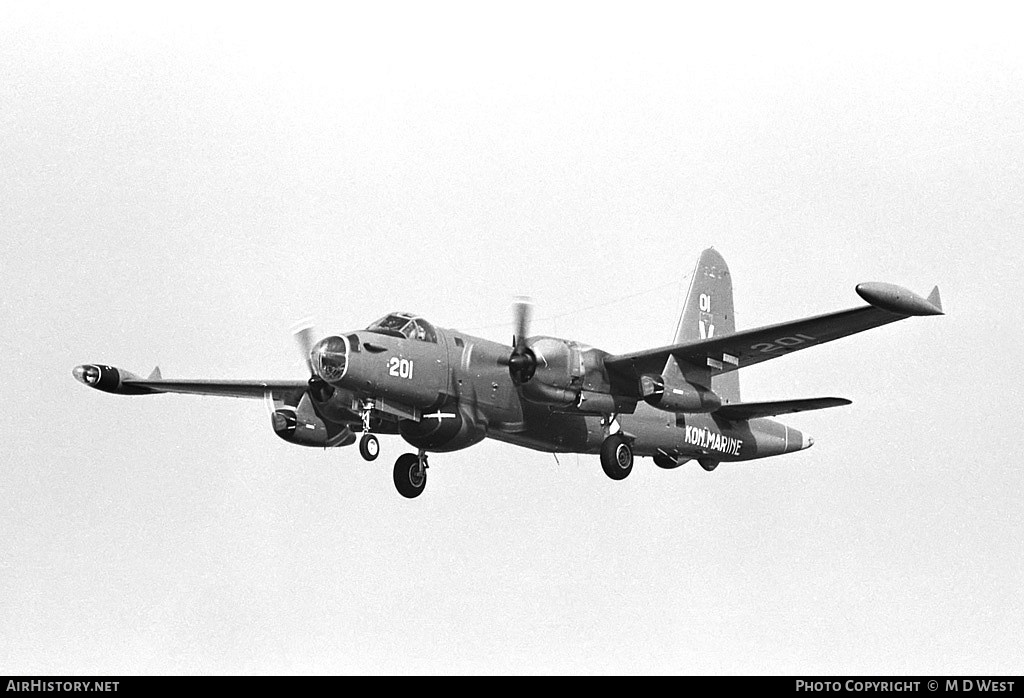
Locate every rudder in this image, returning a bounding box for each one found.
[663,248,741,403]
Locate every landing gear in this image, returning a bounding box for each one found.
[358,433,379,461]
[356,400,380,462]
[394,452,427,498]
[600,434,633,480]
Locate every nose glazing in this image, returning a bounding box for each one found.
[312,336,349,383]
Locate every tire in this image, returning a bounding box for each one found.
[600,435,633,480]
[393,453,426,498]
[359,433,380,461]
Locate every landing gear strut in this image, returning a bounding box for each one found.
[394,451,428,498]
[358,433,379,461]
[600,434,633,480]
[357,400,379,461]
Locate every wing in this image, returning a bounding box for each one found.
[605,282,942,396]
[714,397,851,421]
[125,378,309,400]
[73,364,309,402]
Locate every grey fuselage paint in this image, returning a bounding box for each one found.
[327,323,806,462]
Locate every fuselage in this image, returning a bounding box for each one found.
[490,403,810,462]
[316,316,810,463]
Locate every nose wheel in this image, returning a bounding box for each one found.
[358,433,379,461]
[394,452,427,498]
[600,434,633,480]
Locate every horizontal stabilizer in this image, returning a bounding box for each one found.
[714,397,851,421]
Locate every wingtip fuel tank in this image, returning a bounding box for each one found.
[855,282,944,316]
[72,364,155,395]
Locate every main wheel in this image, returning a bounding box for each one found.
[600,435,633,480]
[359,433,380,461]
[393,453,427,498]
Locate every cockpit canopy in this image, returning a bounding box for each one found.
[366,313,437,343]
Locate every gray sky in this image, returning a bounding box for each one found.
[2,1,1022,674]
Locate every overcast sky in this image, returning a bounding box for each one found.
[2,1,1022,674]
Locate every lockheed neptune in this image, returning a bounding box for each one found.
[74,249,943,498]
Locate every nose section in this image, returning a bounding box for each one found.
[802,434,814,450]
[311,335,350,383]
[72,364,101,385]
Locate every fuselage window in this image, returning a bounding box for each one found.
[367,313,437,343]
[367,314,414,339]
[410,319,437,343]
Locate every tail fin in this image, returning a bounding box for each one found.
[664,248,741,403]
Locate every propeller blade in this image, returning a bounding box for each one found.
[512,296,533,352]
[507,296,537,384]
[291,317,319,374]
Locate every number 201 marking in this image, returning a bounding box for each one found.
[388,357,414,379]
[750,334,816,353]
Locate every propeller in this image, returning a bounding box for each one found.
[291,317,319,374]
[291,317,334,402]
[506,296,537,384]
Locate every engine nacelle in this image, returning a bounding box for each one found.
[518,338,636,414]
[639,374,721,413]
[521,379,577,405]
[272,393,356,448]
[522,337,577,404]
[399,402,486,452]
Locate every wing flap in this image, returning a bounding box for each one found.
[714,397,851,421]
